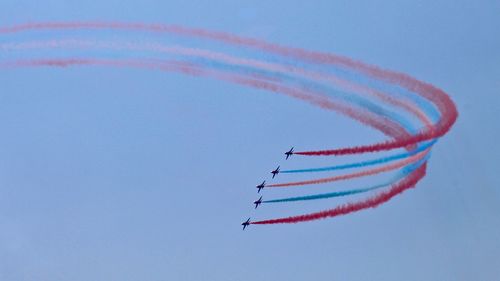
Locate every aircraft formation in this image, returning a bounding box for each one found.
[243,148,292,229]
[242,139,434,229]
[0,21,457,228]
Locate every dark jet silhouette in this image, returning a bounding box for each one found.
[271,166,280,179]
[242,218,251,230]
[256,181,266,193]
[285,147,294,160]
[254,196,263,209]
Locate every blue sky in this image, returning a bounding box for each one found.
[0,1,499,280]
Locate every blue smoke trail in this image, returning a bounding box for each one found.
[263,153,430,204]
[281,139,437,174]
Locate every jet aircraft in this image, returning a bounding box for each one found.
[242,218,251,230]
[271,166,280,178]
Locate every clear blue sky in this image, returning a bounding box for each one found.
[1,1,499,280]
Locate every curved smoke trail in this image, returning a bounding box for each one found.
[0,21,458,225]
[0,22,457,154]
[0,39,417,141]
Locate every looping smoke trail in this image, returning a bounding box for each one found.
[0,22,458,155]
[0,22,458,224]
[0,39,416,142]
[3,57,413,144]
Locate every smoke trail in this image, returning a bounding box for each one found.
[0,22,458,224]
[1,39,436,131]
[252,163,427,224]
[0,22,457,155]
[0,39,419,138]
[2,57,415,144]
[281,139,436,174]
[267,148,428,188]
[263,176,399,203]
[265,153,430,203]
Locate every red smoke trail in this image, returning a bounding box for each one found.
[252,163,427,224]
[267,148,429,188]
[293,82,456,156]
[0,22,457,155]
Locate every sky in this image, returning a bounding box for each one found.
[0,1,499,280]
